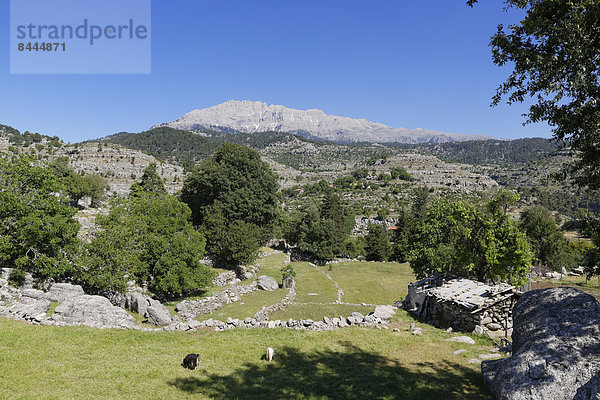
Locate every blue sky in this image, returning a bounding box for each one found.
[0,1,552,143]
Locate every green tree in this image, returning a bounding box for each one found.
[48,158,107,207]
[129,162,167,197]
[85,174,108,207]
[519,206,576,271]
[390,166,414,181]
[408,198,532,285]
[285,194,354,261]
[319,190,355,255]
[411,186,430,222]
[0,156,80,281]
[470,0,600,188]
[285,203,336,261]
[201,207,261,268]
[488,189,519,215]
[80,193,213,298]
[391,207,412,262]
[365,224,391,262]
[181,143,279,266]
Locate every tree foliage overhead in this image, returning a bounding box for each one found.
[0,156,80,281]
[471,0,600,188]
[407,197,532,285]
[80,193,213,298]
[181,143,280,267]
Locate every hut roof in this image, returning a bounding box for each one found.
[409,276,515,311]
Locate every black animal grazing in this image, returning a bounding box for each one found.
[182,353,199,370]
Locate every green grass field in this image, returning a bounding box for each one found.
[533,275,600,300]
[0,251,497,399]
[0,318,493,399]
[323,261,414,304]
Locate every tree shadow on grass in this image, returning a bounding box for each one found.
[168,342,492,400]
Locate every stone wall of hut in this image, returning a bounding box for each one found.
[422,295,514,333]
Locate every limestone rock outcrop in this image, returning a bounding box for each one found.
[482,287,600,400]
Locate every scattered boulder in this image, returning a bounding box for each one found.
[6,297,50,322]
[21,289,45,300]
[472,325,485,335]
[145,305,173,326]
[51,294,137,329]
[45,283,85,303]
[372,305,396,320]
[482,287,600,400]
[129,292,151,317]
[409,322,423,335]
[257,275,279,291]
[445,336,476,345]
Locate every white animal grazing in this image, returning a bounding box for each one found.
[265,347,274,362]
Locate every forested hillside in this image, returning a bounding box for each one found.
[392,138,559,166]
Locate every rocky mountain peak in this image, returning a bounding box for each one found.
[155,100,492,144]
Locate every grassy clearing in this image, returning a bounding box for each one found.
[271,304,375,321]
[533,275,600,300]
[46,301,59,317]
[196,289,289,322]
[293,262,339,304]
[0,318,493,399]
[256,253,287,282]
[323,261,415,304]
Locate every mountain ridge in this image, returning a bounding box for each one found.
[154,100,493,144]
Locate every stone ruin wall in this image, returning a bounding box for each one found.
[424,295,514,333]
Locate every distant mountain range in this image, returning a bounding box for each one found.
[154,100,493,144]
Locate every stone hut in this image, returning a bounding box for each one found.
[404,275,519,334]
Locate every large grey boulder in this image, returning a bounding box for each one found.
[129,292,151,317]
[145,305,172,326]
[45,283,85,303]
[482,287,600,400]
[6,297,50,322]
[22,289,46,300]
[257,275,279,291]
[51,294,137,329]
[372,305,396,320]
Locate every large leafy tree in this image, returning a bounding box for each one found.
[181,143,280,266]
[408,198,532,285]
[80,193,213,298]
[519,206,577,271]
[285,193,354,261]
[0,156,80,281]
[470,0,600,189]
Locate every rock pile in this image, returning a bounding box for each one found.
[194,310,390,332]
[51,294,137,329]
[253,287,296,322]
[212,271,239,287]
[1,281,138,330]
[175,282,258,320]
[482,287,600,400]
[212,265,259,287]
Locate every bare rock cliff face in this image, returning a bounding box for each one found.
[482,287,600,400]
[155,100,492,144]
